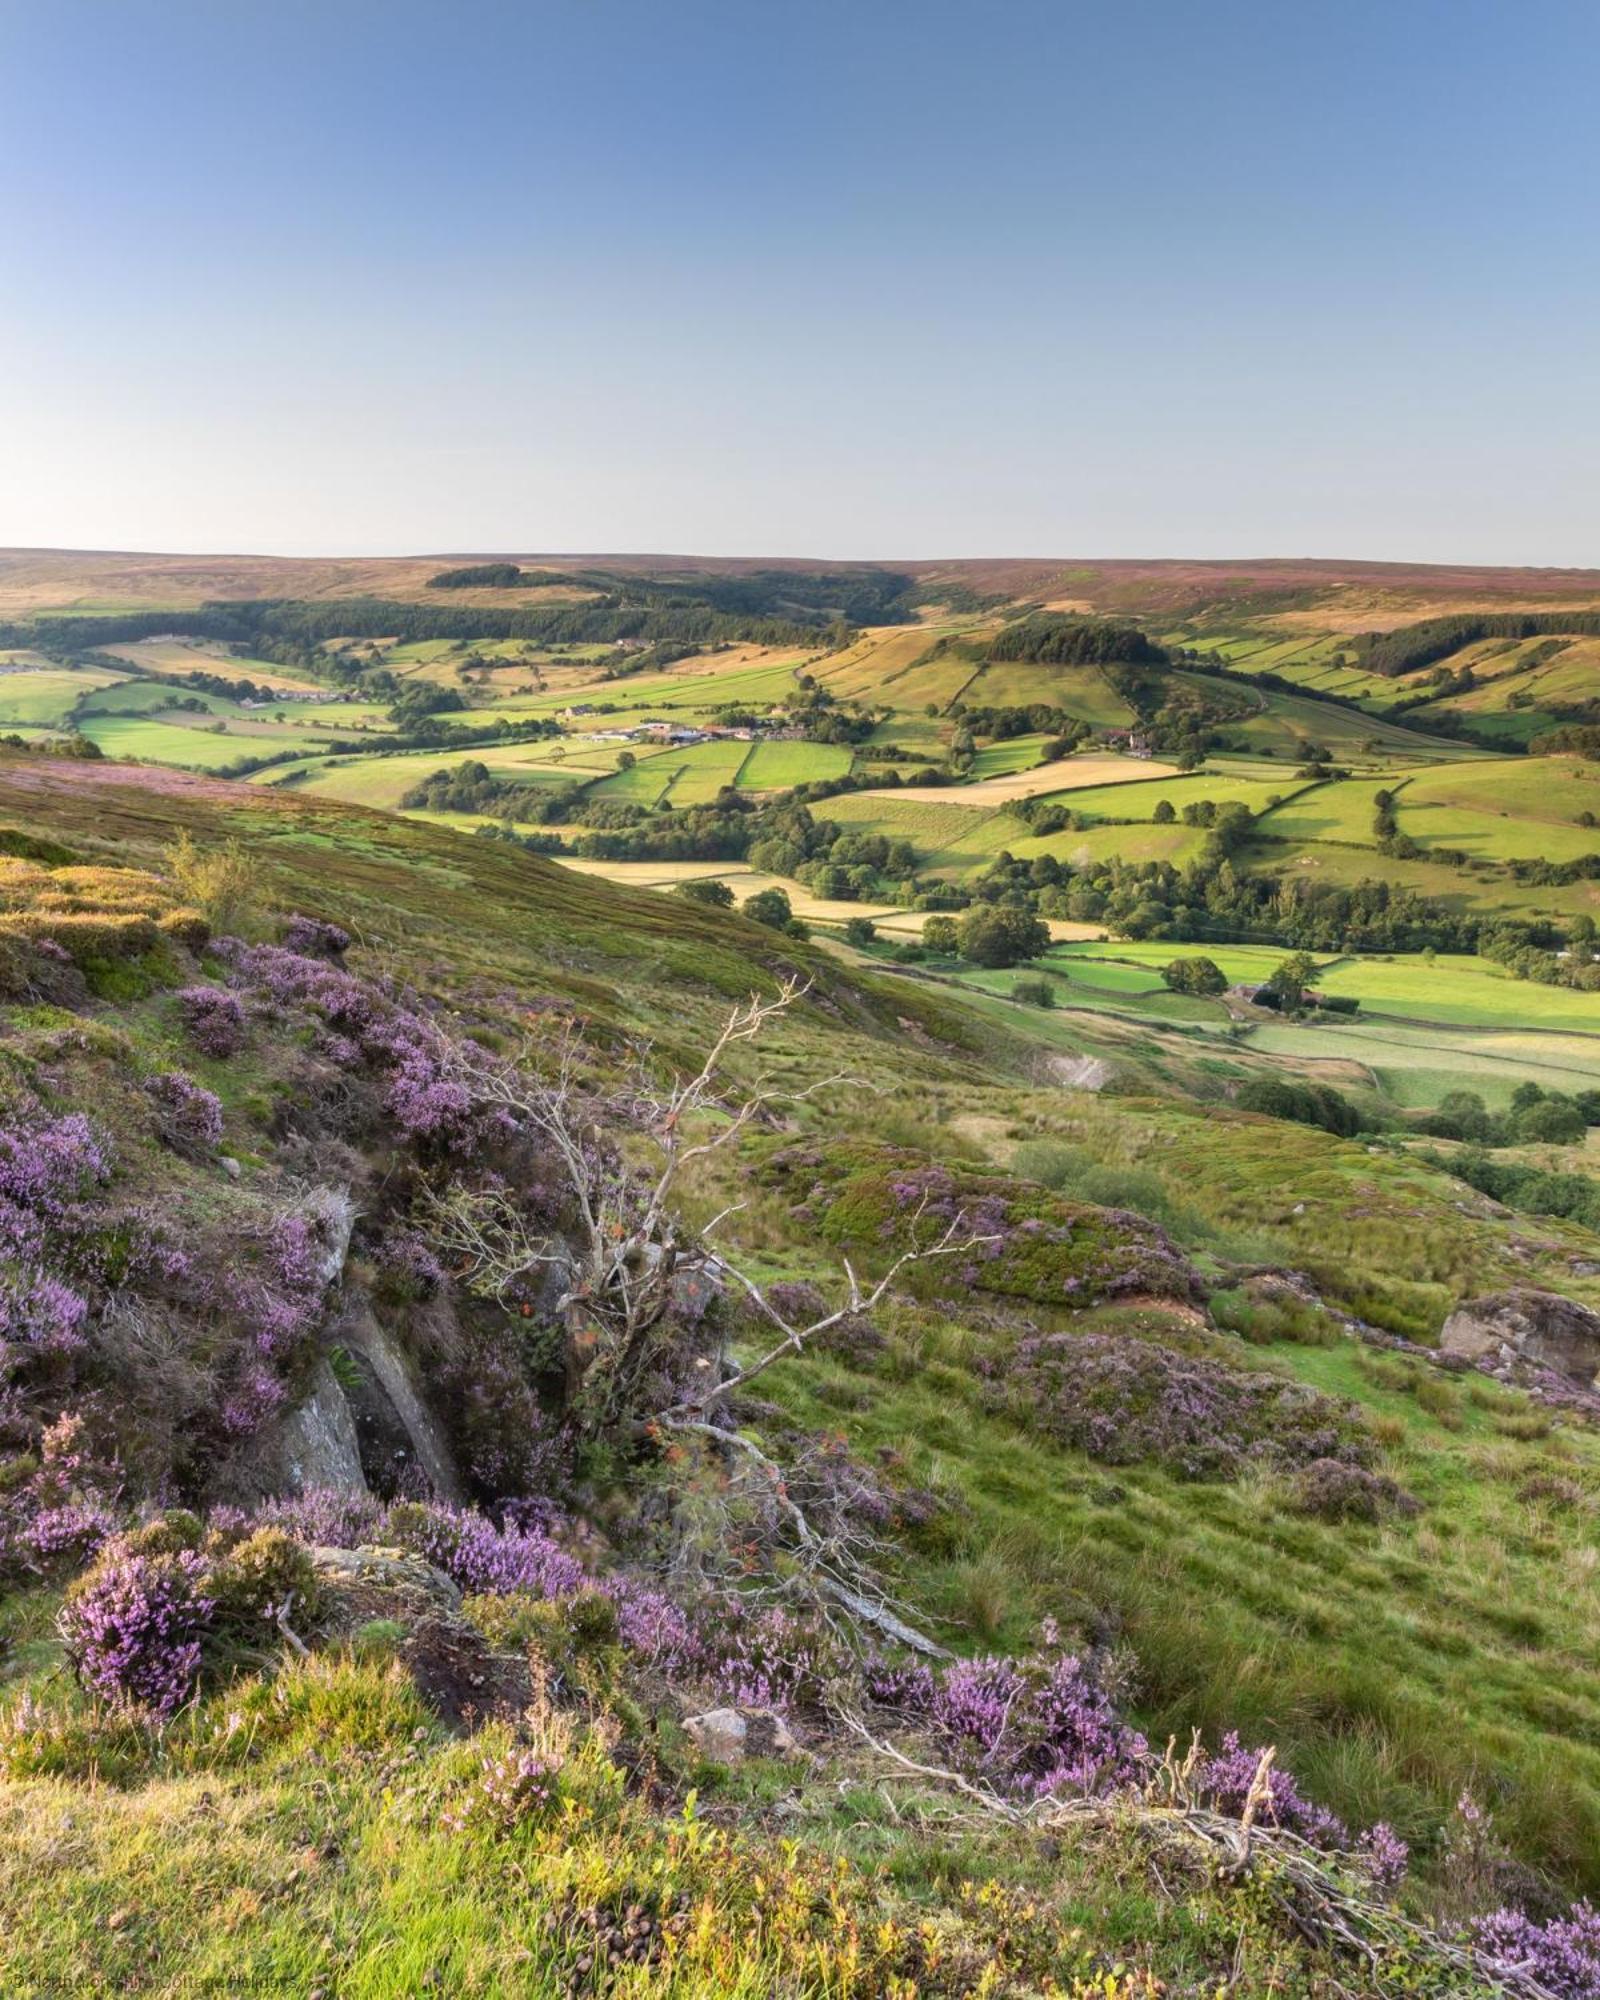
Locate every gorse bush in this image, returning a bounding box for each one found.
[166,831,263,932]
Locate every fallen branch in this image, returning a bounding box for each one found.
[661,1416,951,1659]
[832,1715,1554,2000]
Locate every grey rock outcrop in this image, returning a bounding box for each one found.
[269,1357,368,1494]
[1440,1289,1600,1385]
[336,1297,464,1501]
[682,1706,802,1763]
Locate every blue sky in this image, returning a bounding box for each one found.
[1,0,1595,561]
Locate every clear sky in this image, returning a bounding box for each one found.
[1,0,1596,563]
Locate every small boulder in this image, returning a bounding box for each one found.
[682,1706,801,1763]
[1440,1289,1600,1385]
[308,1546,532,1726]
[309,1543,464,1628]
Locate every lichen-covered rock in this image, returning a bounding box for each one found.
[682,1706,802,1763]
[309,1543,464,1628]
[1440,1289,1600,1385]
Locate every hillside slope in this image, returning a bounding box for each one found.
[3,754,1600,1996]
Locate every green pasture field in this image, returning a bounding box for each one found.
[1006,820,1208,871]
[77,678,238,718]
[968,733,1053,778]
[864,713,946,757]
[1313,952,1600,1033]
[1384,757,1600,863]
[812,792,1003,870]
[1209,679,1480,763]
[1246,1018,1600,1108]
[957,658,1137,726]
[735,738,854,789]
[0,666,129,728]
[937,952,1227,1022]
[1253,777,1389,846]
[1054,939,1600,1038]
[660,739,752,804]
[251,742,585,808]
[582,748,683,806]
[76,714,343,768]
[812,627,954,701]
[1400,754,1600,822]
[585,657,806,717]
[275,700,397,732]
[1245,832,1600,924]
[1052,941,1293,986]
[1040,771,1290,822]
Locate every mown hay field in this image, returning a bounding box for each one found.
[99,638,326,693]
[853,751,1177,810]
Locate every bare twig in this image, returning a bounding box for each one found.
[661,1416,951,1659]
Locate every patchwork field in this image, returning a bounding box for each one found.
[99,637,326,693]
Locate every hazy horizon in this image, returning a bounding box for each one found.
[4,0,1597,565]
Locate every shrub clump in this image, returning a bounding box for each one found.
[1471,1901,1600,2000]
[145,1070,224,1151]
[57,1539,215,1717]
[177,984,247,1058]
[866,1646,1146,1801]
[763,1143,1202,1309]
[281,915,350,960]
[1292,1456,1417,1523]
[206,1526,323,1635]
[986,1332,1373,1480]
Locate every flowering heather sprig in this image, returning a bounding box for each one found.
[445,1749,561,1837]
[58,1545,214,1717]
[0,1267,90,1354]
[0,1110,110,1221]
[177,984,246,1058]
[387,1502,590,1599]
[866,1647,1146,1800]
[220,1362,288,1436]
[1196,1731,1349,1848]
[0,1411,122,1581]
[606,1576,694,1664]
[281,915,351,961]
[254,1487,385,1550]
[145,1070,224,1151]
[253,1491,702,1678]
[1357,1821,1409,1889]
[1471,1902,1600,2000]
[701,1604,820,1711]
[376,1228,446,1293]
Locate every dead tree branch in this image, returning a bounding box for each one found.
[661,1417,951,1659]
